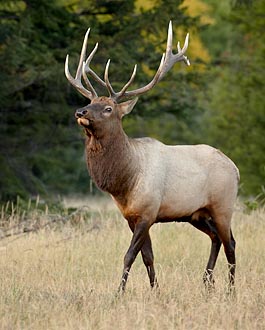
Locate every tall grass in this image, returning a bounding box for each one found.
[0,197,264,329]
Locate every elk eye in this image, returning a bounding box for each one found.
[103,107,113,114]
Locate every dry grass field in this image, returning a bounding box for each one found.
[0,196,264,330]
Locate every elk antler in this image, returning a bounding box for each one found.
[65,21,190,102]
[65,29,98,100]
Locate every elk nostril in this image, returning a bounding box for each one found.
[75,108,88,118]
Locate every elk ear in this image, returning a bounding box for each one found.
[118,98,138,118]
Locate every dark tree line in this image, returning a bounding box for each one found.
[0,0,264,201]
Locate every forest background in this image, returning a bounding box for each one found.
[0,0,264,202]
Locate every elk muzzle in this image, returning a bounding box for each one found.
[75,108,90,127]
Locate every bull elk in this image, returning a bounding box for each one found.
[65,22,239,292]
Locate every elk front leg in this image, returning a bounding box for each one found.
[118,220,150,293]
[141,233,158,289]
[127,222,158,289]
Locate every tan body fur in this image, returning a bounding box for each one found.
[112,139,239,225]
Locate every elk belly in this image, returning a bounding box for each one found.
[77,118,89,126]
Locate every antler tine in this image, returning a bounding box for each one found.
[182,33,190,54]
[160,21,190,78]
[166,20,173,54]
[65,55,95,99]
[65,29,97,100]
[104,59,116,97]
[102,60,138,101]
[82,61,97,97]
[83,42,107,88]
[76,28,89,79]
[174,33,190,66]
[182,33,190,66]
[117,64,137,99]
[115,21,190,102]
[114,53,165,102]
[103,60,138,101]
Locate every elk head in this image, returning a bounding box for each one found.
[65,21,190,136]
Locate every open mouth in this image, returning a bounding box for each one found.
[77,117,90,127]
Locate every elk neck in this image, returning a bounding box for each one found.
[85,123,139,197]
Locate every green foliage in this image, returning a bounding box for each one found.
[244,186,265,212]
[198,0,265,196]
[0,0,85,200]
[0,0,200,201]
[0,0,264,200]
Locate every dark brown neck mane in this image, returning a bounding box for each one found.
[85,127,138,198]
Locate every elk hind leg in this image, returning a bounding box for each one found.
[214,216,236,291]
[189,216,222,289]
